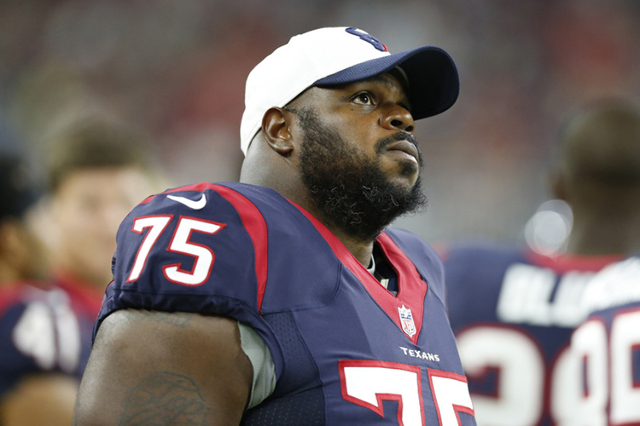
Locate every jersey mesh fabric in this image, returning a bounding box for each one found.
[242,311,325,425]
[97,182,476,426]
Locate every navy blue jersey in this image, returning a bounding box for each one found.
[570,257,640,425]
[0,281,94,397]
[96,182,477,426]
[443,242,621,426]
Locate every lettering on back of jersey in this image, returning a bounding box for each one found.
[496,264,595,327]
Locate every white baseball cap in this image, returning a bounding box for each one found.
[240,26,459,155]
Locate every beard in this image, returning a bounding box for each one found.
[297,108,427,242]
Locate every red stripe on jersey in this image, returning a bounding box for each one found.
[526,249,623,274]
[139,194,156,204]
[0,281,55,317]
[211,185,268,312]
[0,286,29,316]
[162,183,269,312]
[290,202,426,345]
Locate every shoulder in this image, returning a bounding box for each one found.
[439,240,527,308]
[123,182,288,226]
[439,240,526,282]
[110,183,277,307]
[384,227,443,272]
[102,182,323,343]
[0,282,54,319]
[0,285,30,317]
[439,240,524,264]
[119,182,303,251]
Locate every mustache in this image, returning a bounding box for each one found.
[375,132,419,153]
[375,132,422,164]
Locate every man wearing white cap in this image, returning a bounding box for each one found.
[75,27,476,426]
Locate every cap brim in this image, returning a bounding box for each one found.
[313,46,459,119]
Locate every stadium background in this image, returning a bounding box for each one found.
[0,0,638,246]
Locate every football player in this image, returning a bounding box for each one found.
[443,100,640,425]
[75,27,478,425]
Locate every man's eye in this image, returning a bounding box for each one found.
[353,92,373,105]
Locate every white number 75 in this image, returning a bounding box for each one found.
[340,360,474,425]
[126,215,225,286]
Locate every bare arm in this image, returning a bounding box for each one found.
[74,309,253,426]
[0,374,79,426]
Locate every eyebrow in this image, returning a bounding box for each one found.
[316,73,412,109]
[365,73,412,108]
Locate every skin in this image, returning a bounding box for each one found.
[0,219,47,284]
[48,166,157,290]
[0,375,79,426]
[74,73,419,425]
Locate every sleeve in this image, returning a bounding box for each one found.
[238,321,276,408]
[95,184,279,363]
[441,245,486,330]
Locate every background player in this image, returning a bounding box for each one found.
[75,27,477,425]
[37,116,164,320]
[570,256,640,425]
[0,155,93,426]
[443,99,640,425]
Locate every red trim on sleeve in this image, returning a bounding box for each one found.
[209,185,269,312]
[0,281,61,317]
[139,194,157,204]
[0,285,29,316]
[54,272,105,319]
[525,250,623,273]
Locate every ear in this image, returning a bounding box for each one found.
[262,107,294,157]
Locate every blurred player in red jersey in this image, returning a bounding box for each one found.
[570,257,640,425]
[75,27,478,426]
[443,99,640,425]
[40,117,163,320]
[0,154,93,426]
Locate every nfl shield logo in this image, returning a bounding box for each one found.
[398,305,416,337]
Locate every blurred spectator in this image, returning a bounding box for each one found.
[442,99,640,425]
[3,0,640,244]
[0,155,89,426]
[40,117,165,320]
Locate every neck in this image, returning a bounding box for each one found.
[334,231,375,267]
[242,170,375,268]
[309,205,376,266]
[566,209,640,256]
[283,190,377,267]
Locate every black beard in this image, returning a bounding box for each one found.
[297,108,427,242]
